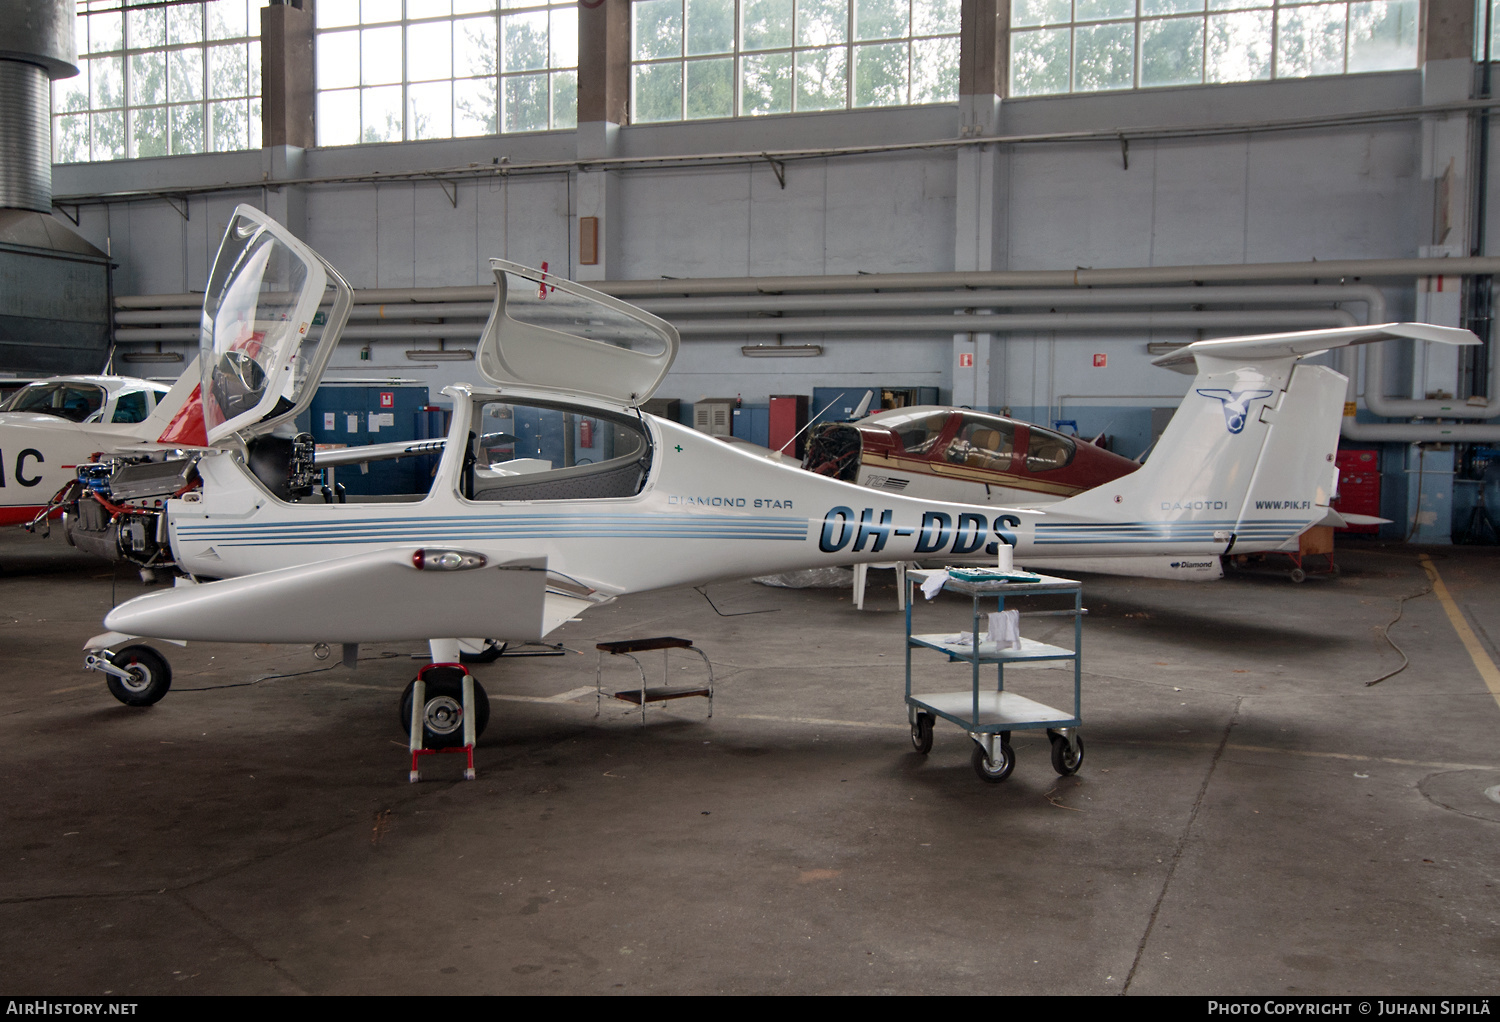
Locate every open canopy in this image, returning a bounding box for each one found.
[476,260,679,408]
[199,207,350,444]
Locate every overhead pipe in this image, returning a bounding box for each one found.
[1362,340,1500,418]
[665,309,1356,337]
[114,301,499,325]
[115,307,1358,344]
[112,257,1500,309]
[114,284,1384,327]
[633,284,1388,318]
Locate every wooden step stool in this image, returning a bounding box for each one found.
[595,636,714,723]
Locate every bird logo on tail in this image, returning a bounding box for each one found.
[1195,388,1275,434]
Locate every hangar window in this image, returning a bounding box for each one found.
[53,1,268,163]
[1010,0,1418,97]
[314,0,578,145]
[631,0,961,122]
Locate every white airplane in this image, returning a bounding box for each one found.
[0,372,197,528]
[71,207,1476,773]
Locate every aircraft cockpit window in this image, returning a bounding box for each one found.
[1,383,107,423]
[466,399,651,502]
[198,208,327,443]
[1026,428,1077,472]
[500,271,671,357]
[881,413,949,456]
[112,390,150,424]
[945,418,1017,471]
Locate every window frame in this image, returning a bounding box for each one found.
[1008,0,1420,98]
[52,0,267,164]
[461,395,655,504]
[313,0,579,147]
[630,0,962,124]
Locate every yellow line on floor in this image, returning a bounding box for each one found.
[1420,554,1500,712]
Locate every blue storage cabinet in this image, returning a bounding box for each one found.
[306,385,434,495]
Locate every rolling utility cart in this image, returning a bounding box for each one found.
[905,569,1084,783]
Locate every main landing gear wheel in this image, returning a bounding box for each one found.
[971,737,1015,783]
[105,645,172,707]
[401,672,490,749]
[1048,731,1084,776]
[911,712,934,754]
[1289,567,1307,583]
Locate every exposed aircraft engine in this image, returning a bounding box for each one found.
[62,455,198,568]
[61,433,320,570]
[802,423,862,482]
[245,433,319,502]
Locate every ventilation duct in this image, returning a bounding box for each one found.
[0,0,112,376]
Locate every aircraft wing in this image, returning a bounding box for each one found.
[1152,323,1480,373]
[101,546,603,645]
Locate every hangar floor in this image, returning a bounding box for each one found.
[1,531,1498,996]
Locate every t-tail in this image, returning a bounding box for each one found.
[1024,324,1479,562]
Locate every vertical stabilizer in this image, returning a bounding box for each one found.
[1031,322,1478,559]
[1034,357,1309,556]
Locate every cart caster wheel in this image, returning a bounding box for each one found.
[1289,568,1306,583]
[971,739,1014,783]
[911,713,934,754]
[1328,563,1340,577]
[1049,732,1084,776]
[105,645,172,707]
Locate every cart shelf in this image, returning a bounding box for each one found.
[908,634,1076,663]
[908,690,1076,729]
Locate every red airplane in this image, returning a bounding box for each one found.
[802,406,1141,509]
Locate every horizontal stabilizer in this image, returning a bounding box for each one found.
[104,547,553,644]
[1152,323,1479,374]
[1315,509,1392,529]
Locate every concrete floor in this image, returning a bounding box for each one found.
[1,532,1498,995]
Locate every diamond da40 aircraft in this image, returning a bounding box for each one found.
[72,207,1474,754]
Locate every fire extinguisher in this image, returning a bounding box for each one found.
[579,417,594,447]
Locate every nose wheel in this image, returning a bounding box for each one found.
[86,644,173,707]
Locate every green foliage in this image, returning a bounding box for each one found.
[634,61,683,121]
[686,57,734,117]
[852,40,905,105]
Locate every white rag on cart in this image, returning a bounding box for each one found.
[940,610,1021,650]
[920,570,950,600]
[989,609,1021,650]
